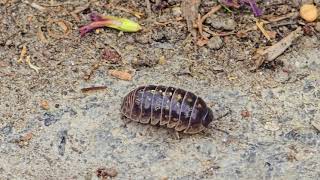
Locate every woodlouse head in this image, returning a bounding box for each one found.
[202,108,214,127]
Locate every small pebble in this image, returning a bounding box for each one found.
[264,121,280,131]
[207,36,223,50]
[205,15,236,30]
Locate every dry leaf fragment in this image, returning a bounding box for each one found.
[109,70,133,81]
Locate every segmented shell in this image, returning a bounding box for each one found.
[121,85,214,134]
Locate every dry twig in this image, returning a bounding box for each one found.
[253,27,303,69]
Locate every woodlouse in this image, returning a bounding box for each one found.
[121,85,214,134]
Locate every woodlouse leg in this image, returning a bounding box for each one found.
[184,124,205,134]
[175,122,189,132]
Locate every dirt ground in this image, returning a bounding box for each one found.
[1,0,320,179]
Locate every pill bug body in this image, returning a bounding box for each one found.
[121,85,214,134]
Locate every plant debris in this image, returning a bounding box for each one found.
[96,167,118,178]
[79,12,142,37]
[253,27,303,69]
[18,45,27,63]
[196,5,222,46]
[108,69,133,81]
[81,86,108,93]
[256,20,271,41]
[25,56,41,73]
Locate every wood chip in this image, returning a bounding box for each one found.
[253,27,303,69]
[109,70,133,81]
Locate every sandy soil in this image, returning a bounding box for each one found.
[1,0,320,179]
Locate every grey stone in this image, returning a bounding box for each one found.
[205,15,236,30]
[207,36,223,50]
